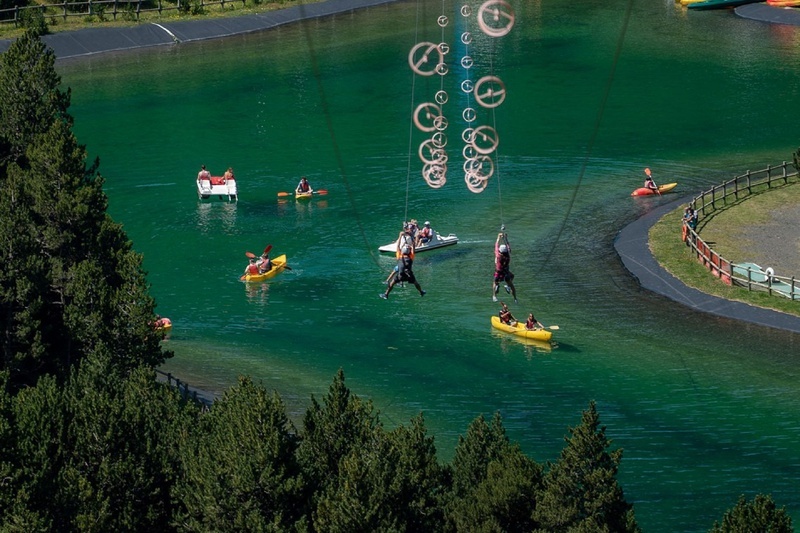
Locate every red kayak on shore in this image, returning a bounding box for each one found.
[631,182,677,197]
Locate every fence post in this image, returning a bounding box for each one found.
[63,0,67,21]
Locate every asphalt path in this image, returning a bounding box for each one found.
[0,0,399,58]
[615,198,800,334]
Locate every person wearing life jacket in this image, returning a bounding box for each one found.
[394,223,416,260]
[296,176,312,194]
[416,221,433,247]
[493,231,517,303]
[380,245,426,299]
[256,252,272,274]
[244,258,259,277]
[498,301,517,326]
[525,312,543,331]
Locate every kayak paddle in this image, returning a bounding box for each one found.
[277,189,328,197]
[644,167,661,196]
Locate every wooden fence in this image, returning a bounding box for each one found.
[155,369,214,409]
[0,0,245,25]
[683,161,799,300]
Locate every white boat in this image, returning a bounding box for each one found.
[378,229,458,254]
[197,175,238,202]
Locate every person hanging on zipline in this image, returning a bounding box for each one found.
[493,230,517,303]
[380,245,426,300]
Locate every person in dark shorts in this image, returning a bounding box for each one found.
[380,245,426,299]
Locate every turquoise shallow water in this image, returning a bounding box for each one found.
[56,0,800,530]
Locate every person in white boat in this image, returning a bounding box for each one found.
[493,231,517,303]
[223,167,235,182]
[416,221,433,247]
[380,245,426,299]
[197,165,211,184]
[296,176,313,194]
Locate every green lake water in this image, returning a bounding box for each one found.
[56,0,800,530]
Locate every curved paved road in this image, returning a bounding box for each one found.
[614,197,800,334]
[0,0,399,58]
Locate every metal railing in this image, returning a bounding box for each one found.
[683,161,799,300]
[155,369,214,409]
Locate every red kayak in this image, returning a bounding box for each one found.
[631,182,677,196]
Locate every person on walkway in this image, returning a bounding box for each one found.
[499,301,516,326]
[493,231,517,303]
[525,312,543,331]
[380,245,426,299]
[296,176,313,194]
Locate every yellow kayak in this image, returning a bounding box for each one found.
[491,315,553,342]
[240,254,288,282]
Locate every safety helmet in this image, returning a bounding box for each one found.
[401,245,411,255]
[499,244,508,253]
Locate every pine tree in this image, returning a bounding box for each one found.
[175,376,302,531]
[533,401,640,533]
[447,411,542,532]
[313,413,446,532]
[710,494,793,533]
[0,30,167,389]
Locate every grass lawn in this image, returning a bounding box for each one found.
[0,0,306,40]
[649,180,800,318]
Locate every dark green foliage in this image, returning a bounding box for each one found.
[446,412,542,532]
[18,9,49,35]
[0,30,167,390]
[174,376,302,531]
[710,494,793,533]
[313,413,446,532]
[533,401,640,533]
[0,354,191,530]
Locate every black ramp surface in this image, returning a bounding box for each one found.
[0,0,400,58]
[615,198,800,334]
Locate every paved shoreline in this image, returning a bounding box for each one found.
[0,0,400,59]
[2,0,799,60]
[614,198,800,334]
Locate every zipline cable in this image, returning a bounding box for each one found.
[535,0,635,273]
[296,1,385,270]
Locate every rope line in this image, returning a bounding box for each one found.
[297,1,383,270]
[535,0,634,273]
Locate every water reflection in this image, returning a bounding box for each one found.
[490,329,554,357]
[244,279,270,307]
[195,201,238,234]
